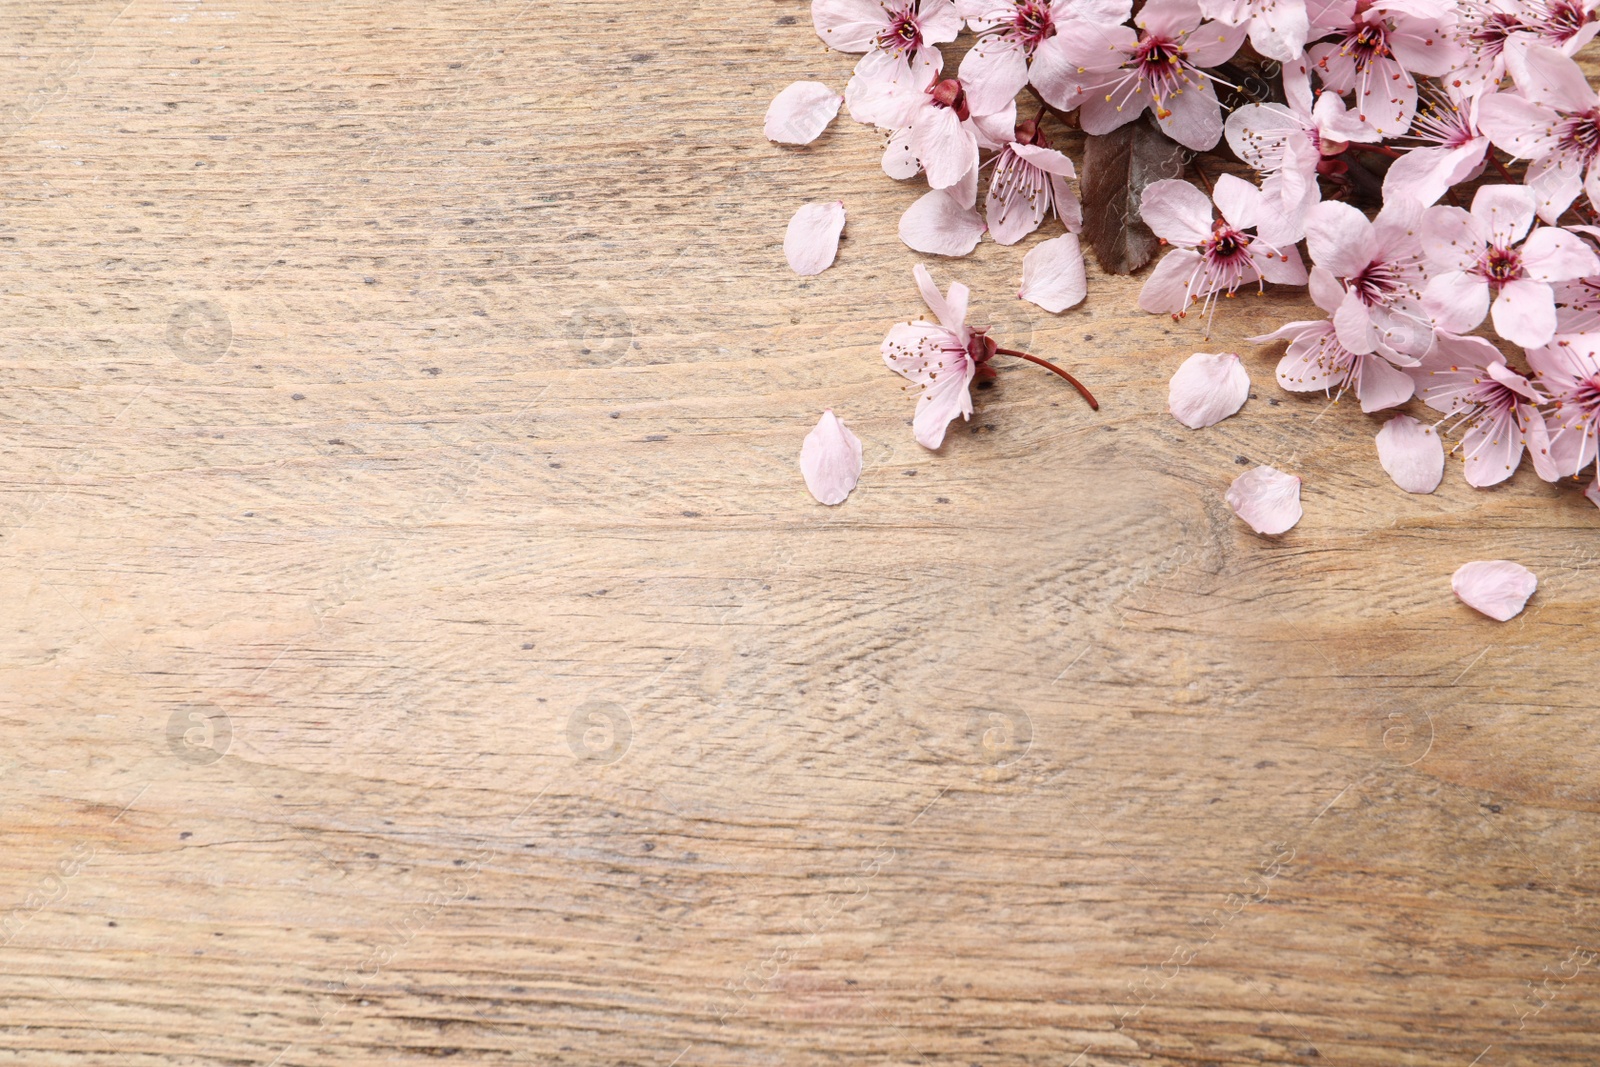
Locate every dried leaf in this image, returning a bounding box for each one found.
[1080,116,1188,275]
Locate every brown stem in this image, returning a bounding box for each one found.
[1344,142,1403,159]
[1488,148,1519,184]
[994,348,1099,411]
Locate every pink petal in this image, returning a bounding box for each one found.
[1451,560,1538,621]
[913,362,977,449]
[1018,234,1087,313]
[1375,414,1444,493]
[765,82,843,144]
[1490,278,1557,349]
[784,201,847,276]
[912,105,979,189]
[1305,200,1378,277]
[1168,351,1250,428]
[1470,184,1537,247]
[1138,248,1203,314]
[1139,179,1214,247]
[1419,204,1486,273]
[1154,76,1224,152]
[900,189,986,256]
[812,0,892,51]
[1226,465,1303,535]
[1521,226,1600,282]
[800,410,864,505]
[1354,353,1416,412]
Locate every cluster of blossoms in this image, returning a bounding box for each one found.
[776,0,1600,618]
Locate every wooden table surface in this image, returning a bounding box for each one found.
[1,2,1597,1065]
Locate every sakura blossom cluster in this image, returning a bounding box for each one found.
[769,0,1600,526]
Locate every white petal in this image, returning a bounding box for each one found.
[784,201,847,276]
[899,188,986,256]
[1168,352,1250,429]
[1374,414,1444,493]
[1451,560,1537,621]
[765,82,843,144]
[1018,234,1087,313]
[1226,465,1303,535]
[799,410,864,505]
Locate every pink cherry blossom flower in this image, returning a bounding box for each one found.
[1226,59,1379,236]
[1411,331,1558,486]
[1306,0,1460,138]
[882,265,1096,447]
[1420,184,1600,348]
[800,410,864,505]
[881,72,1016,190]
[1249,271,1416,411]
[1029,0,1246,151]
[956,0,1133,114]
[765,82,844,144]
[1382,84,1491,208]
[1375,413,1445,492]
[1199,0,1311,61]
[813,0,963,127]
[1303,198,1433,361]
[1168,351,1250,427]
[785,201,848,275]
[1226,465,1303,535]
[986,117,1082,245]
[1526,332,1600,504]
[1137,174,1308,331]
[1477,44,1600,224]
[1520,0,1600,53]
[1018,233,1088,311]
[1452,559,1538,620]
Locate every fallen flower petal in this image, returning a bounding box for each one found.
[1226,465,1302,535]
[900,188,986,256]
[1018,234,1087,313]
[799,410,864,505]
[1168,351,1249,429]
[1452,560,1537,621]
[784,201,848,276]
[1375,414,1444,494]
[765,81,843,144]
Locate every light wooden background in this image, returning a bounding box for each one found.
[1,2,1596,1065]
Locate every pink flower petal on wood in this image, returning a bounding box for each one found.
[765,82,843,144]
[1168,352,1249,429]
[799,410,863,505]
[1018,234,1087,313]
[1452,560,1537,621]
[1226,465,1302,535]
[785,201,847,276]
[1375,414,1444,493]
[899,188,986,256]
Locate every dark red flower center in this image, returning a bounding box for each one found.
[1556,110,1600,165]
[929,78,971,121]
[1012,1,1057,54]
[1479,245,1524,288]
[1132,34,1190,100]
[877,7,923,52]
[1340,22,1393,73]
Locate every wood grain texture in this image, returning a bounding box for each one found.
[0,2,1597,1065]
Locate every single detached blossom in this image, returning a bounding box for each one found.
[882,265,1097,447]
[1168,351,1250,427]
[1412,331,1558,486]
[1382,84,1491,209]
[1375,413,1446,492]
[1199,0,1311,61]
[765,82,844,144]
[800,410,864,504]
[1225,59,1379,234]
[1030,0,1246,151]
[1018,233,1088,311]
[814,0,962,126]
[1226,465,1303,535]
[1137,174,1307,329]
[1526,332,1600,505]
[785,201,848,275]
[956,0,1133,114]
[1249,268,1416,411]
[1452,559,1538,620]
[1306,0,1461,138]
[986,117,1082,244]
[882,265,981,447]
[1420,184,1600,348]
[1478,44,1600,223]
[1303,198,1432,361]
